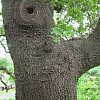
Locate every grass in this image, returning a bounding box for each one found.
[0,89,15,100]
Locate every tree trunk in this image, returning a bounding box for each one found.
[1,0,100,100]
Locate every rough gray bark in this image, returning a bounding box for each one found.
[1,0,100,100]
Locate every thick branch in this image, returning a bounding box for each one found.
[77,18,100,76]
[89,18,100,39]
[63,18,100,77]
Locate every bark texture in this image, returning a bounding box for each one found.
[1,0,100,100]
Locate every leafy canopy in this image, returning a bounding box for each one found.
[51,0,100,41]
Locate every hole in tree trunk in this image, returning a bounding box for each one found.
[26,7,34,14]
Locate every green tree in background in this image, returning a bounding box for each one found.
[51,0,99,41]
[0,57,15,91]
[77,66,100,100]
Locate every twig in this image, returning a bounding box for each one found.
[0,76,8,92]
[0,66,15,79]
[0,34,5,37]
[0,41,9,53]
